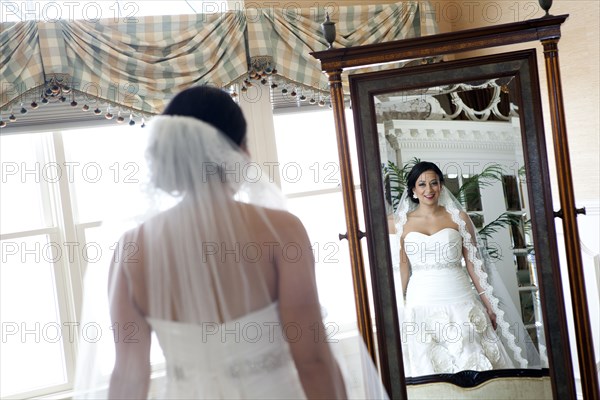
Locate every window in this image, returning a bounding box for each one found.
[273,108,365,332]
[500,173,542,346]
[1,106,366,397]
[1,132,73,398]
[502,174,522,211]
[0,126,164,398]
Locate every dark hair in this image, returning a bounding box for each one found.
[162,86,247,147]
[406,161,444,203]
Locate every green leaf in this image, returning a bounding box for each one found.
[477,212,523,261]
[456,164,505,207]
[518,165,527,181]
[477,212,522,242]
[382,157,420,212]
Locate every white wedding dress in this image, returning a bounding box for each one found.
[148,302,307,399]
[399,228,514,377]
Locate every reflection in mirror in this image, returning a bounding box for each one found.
[377,79,549,379]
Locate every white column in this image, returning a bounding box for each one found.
[238,85,282,188]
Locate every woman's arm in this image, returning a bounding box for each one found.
[399,239,410,299]
[459,212,497,330]
[107,236,152,399]
[277,213,346,399]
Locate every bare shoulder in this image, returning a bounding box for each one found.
[406,209,419,220]
[239,203,309,240]
[267,208,308,237]
[111,224,144,259]
[263,206,302,224]
[401,211,420,237]
[404,209,424,226]
[458,210,471,223]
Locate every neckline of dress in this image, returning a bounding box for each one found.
[405,227,460,238]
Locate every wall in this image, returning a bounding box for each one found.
[436,0,599,204]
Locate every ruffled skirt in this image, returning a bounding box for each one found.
[401,267,514,377]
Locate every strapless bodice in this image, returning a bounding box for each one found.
[404,227,463,271]
[403,228,473,306]
[147,302,306,399]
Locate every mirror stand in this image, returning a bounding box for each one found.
[326,71,378,358]
[541,37,599,400]
[311,14,598,400]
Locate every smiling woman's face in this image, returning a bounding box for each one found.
[412,170,441,206]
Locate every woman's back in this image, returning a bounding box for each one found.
[109,195,338,399]
[125,199,309,324]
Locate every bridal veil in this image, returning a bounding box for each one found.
[73,87,387,399]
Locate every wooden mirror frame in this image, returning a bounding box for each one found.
[311,15,599,400]
[351,48,560,396]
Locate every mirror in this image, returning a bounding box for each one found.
[378,78,549,374]
[348,49,565,395]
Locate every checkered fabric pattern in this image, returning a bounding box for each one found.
[0,21,45,108]
[60,12,247,113]
[1,12,247,114]
[1,2,437,114]
[61,13,247,113]
[247,1,439,93]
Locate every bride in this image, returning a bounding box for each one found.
[394,161,540,377]
[74,86,386,399]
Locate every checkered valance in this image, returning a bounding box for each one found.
[247,1,437,92]
[0,1,437,116]
[1,12,247,114]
